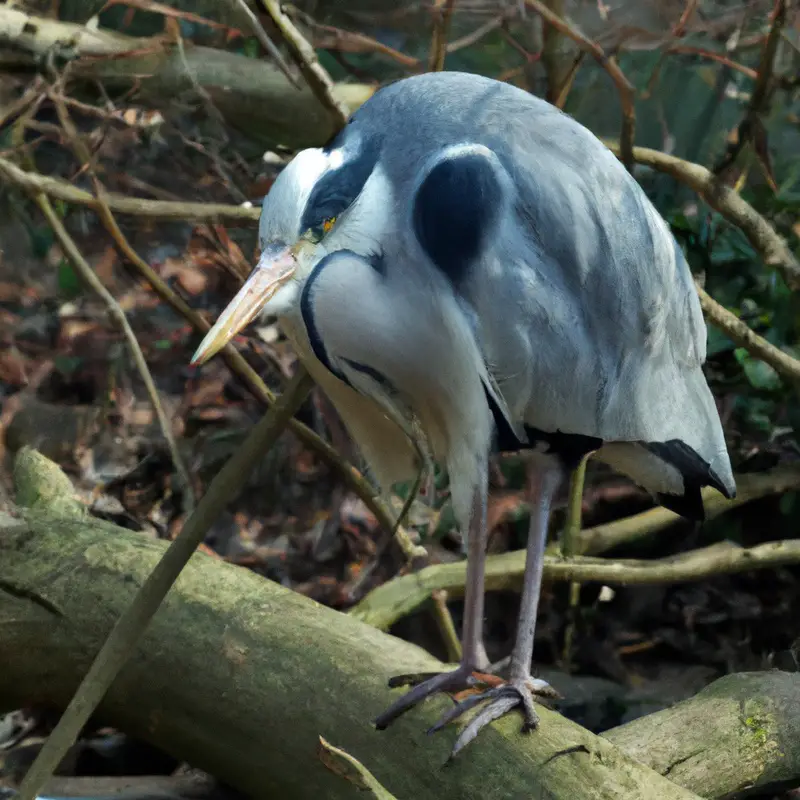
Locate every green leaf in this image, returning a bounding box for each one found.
[54,355,83,375]
[242,37,259,59]
[779,491,798,517]
[57,258,82,299]
[734,348,782,391]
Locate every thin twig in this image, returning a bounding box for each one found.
[0,158,259,223]
[667,45,757,80]
[713,0,787,181]
[523,0,636,171]
[602,141,800,290]
[286,7,420,69]
[560,454,588,670]
[15,367,315,800]
[447,14,507,54]
[33,195,196,510]
[431,589,462,662]
[49,85,199,507]
[428,0,457,72]
[230,0,297,86]
[256,0,349,129]
[696,285,800,384]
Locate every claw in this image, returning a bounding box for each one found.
[426,686,504,734]
[374,664,478,730]
[450,694,519,758]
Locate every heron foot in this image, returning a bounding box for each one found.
[434,676,557,758]
[373,664,481,730]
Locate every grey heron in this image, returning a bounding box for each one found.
[191,71,735,755]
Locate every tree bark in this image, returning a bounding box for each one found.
[0,450,703,800]
[0,7,373,148]
[604,671,800,799]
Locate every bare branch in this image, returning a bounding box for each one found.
[0,157,259,222]
[351,466,800,630]
[603,141,800,290]
[714,0,788,181]
[230,0,297,86]
[524,0,636,171]
[428,0,457,72]
[696,285,800,384]
[32,194,196,509]
[256,0,350,129]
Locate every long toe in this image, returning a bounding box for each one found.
[374,664,479,730]
[448,681,541,758]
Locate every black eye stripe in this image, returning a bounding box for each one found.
[300,138,380,234]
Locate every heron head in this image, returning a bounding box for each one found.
[191,133,385,366]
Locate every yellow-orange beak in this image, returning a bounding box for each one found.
[190,244,298,365]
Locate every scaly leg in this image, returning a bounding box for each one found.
[425,459,564,757]
[374,467,490,730]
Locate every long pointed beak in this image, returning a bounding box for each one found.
[191,245,298,365]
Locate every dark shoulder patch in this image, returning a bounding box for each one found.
[413,150,503,284]
[645,439,734,522]
[301,135,380,234]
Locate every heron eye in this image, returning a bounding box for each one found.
[322,216,337,233]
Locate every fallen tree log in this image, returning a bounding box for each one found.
[1,454,799,798]
[0,450,701,800]
[604,671,800,799]
[0,7,373,147]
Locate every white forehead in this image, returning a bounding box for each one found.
[258,148,327,244]
[258,134,365,246]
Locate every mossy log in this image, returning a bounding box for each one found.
[1,451,799,799]
[0,7,373,148]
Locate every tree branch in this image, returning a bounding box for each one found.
[696,285,800,384]
[603,141,800,291]
[256,0,350,129]
[350,466,800,631]
[524,0,636,171]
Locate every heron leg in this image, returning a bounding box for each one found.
[424,460,564,756]
[374,468,490,731]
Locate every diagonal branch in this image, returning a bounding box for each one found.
[603,141,800,290]
[32,194,196,510]
[524,0,636,171]
[14,369,316,800]
[696,285,800,384]
[428,0,457,72]
[256,0,350,129]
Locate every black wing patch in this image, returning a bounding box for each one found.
[301,136,381,235]
[483,386,601,469]
[645,439,734,521]
[413,150,503,284]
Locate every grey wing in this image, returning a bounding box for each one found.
[464,121,735,505]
